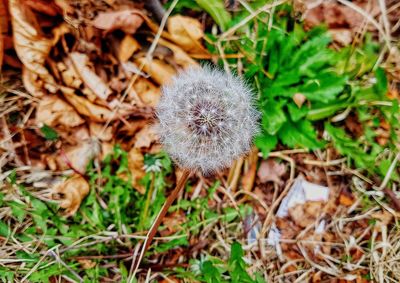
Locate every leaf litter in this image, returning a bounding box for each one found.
[0,0,399,282]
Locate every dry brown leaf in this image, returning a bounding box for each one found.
[132,77,160,107]
[89,122,113,141]
[135,57,176,85]
[329,29,352,46]
[293,93,306,108]
[92,9,144,34]
[61,87,115,122]
[158,38,198,68]
[57,139,100,173]
[70,52,112,101]
[127,147,146,194]
[303,1,380,44]
[167,15,205,54]
[134,124,158,148]
[100,142,114,160]
[162,211,186,235]
[9,0,57,94]
[36,95,84,127]
[241,148,259,192]
[0,0,5,70]
[22,67,47,97]
[52,174,90,216]
[24,0,60,16]
[77,259,96,269]
[289,202,323,228]
[257,159,286,185]
[118,35,140,62]
[339,193,355,206]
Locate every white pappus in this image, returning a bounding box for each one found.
[156,66,260,174]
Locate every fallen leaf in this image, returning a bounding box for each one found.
[118,35,140,62]
[52,174,90,216]
[162,211,186,235]
[257,159,286,185]
[241,148,259,192]
[24,0,61,16]
[127,147,146,194]
[338,190,355,207]
[22,67,46,97]
[132,77,160,107]
[303,1,380,44]
[293,93,306,108]
[35,95,84,127]
[135,57,176,85]
[89,122,113,141]
[92,9,144,34]
[58,139,100,173]
[158,38,199,68]
[77,259,96,269]
[329,28,352,46]
[61,87,114,122]
[134,124,158,148]
[9,0,57,93]
[70,52,112,101]
[289,202,324,228]
[100,142,114,160]
[0,0,4,70]
[167,15,205,54]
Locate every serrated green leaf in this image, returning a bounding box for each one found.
[254,134,278,157]
[261,100,287,135]
[278,120,323,149]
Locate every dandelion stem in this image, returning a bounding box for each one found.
[131,169,191,277]
[138,172,156,231]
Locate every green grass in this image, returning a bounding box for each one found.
[2,1,400,282]
[204,4,399,180]
[1,145,254,282]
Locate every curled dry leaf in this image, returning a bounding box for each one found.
[241,148,259,192]
[0,0,5,70]
[131,77,160,107]
[118,35,140,62]
[58,139,100,173]
[167,15,206,54]
[100,142,114,160]
[257,159,286,185]
[70,52,112,101]
[61,87,114,122]
[135,57,175,85]
[36,95,84,127]
[158,38,198,68]
[22,67,47,96]
[127,147,146,194]
[89,122,113,141]
[52,174,90,216]
[92,9,144,34]
[293,93,306,108]
[9,0,57,94]
[134,124,158,148]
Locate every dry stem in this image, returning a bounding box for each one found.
[130,168,191,279]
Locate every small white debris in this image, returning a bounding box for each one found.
[276,177,330,218]
[267,176,330,255]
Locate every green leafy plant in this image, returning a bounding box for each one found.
[176,242,265,283]
[205,6,399,176]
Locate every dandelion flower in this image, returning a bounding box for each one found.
[157,66,259,174]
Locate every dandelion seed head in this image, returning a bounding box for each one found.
[157,66,259,174]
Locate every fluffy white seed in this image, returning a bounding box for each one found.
[157,66,259,174]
